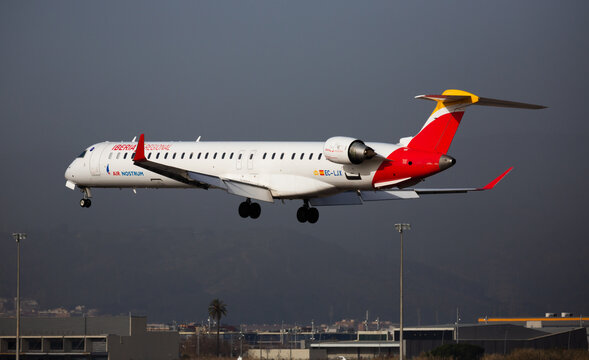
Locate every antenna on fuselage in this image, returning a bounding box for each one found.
[196,136,201,142]
[131,136,137,142]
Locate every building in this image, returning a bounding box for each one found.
[305,324,587,359]
[0,315,179,360]
[452,323,587,355]
[477,315,589,329]
[477,314,589,353]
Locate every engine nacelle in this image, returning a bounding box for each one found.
[323,136,377,165]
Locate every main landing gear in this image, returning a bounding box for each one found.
[79,187,92,208]
[238,199,261,219]
[297,201,319,224]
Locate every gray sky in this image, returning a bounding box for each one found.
[1,1,588,324]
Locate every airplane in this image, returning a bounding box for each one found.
[64,89,545,223]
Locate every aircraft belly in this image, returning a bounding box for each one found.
[269,174,337,198]
[86,176,185,188]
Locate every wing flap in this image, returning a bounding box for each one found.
[361,190,419,201]
[309,192,363,206]
[309,189,421,206]
[225,181,274,203]
[188,171,227,190]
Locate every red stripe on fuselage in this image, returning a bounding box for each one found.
[372,148,444,188]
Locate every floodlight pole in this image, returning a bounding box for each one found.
[12,233,26,360]
[394,224,410,360]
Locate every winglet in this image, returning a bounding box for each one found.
[480,167,513,190]
[134,133,146,162]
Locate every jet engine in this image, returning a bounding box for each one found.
[323,136,377,165]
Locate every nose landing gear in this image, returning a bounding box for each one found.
[297,201,319,224]
[238,199,261,219]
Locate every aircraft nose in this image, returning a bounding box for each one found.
[65,160,78,180]
[64,165,72,180]
[439,155,456,171]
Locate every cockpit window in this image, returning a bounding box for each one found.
[78,151,87,158]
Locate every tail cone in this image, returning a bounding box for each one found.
[439,155,456,171]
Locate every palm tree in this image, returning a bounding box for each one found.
[208,298,228,357]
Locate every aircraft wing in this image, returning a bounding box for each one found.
[310,167,513,206]
[133,134,274,202]
[413,167,513,194]
[133,154,211,189]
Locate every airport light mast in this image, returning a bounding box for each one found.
[12,232,26,360]
[394,224,410,360]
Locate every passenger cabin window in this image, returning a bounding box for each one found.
[173,153,176,159]
[272,153,276,159]
[181,152,185,159]
[291,153,296,160]
[300,153,305,160]
[131,152,135,159]
[156,153,160,159]
[213,152,217,159]
[230,153,234,159]
[190,153,194,159]
[318,153,322,160]
[280,153,284,160]
[309,153,313,160]
[205,152,209,159]
[249,153,254,160]
[238,153,242,160]
[108,153,113,159]
[164,153,168,159]
[222,152,226,159]
[123,153,128,159]
[148,153,152,159]
[263,153,267,159]
[197,152,201,159]
[116,153,121,160]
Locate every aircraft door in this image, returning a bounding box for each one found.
[247,150,257,170]
[89,144,107,176]
[236,150,245,170]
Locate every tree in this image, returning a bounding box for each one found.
[208,298,228,357]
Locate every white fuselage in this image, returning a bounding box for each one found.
[65,140,399,200]
[64,90,540,218]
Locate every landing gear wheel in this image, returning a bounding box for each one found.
[80,199,91,208]
[249,203,261,219]
[238,200,261,219]
[296,207,308,223]
[307,207,319,224]
[238,202,250,218]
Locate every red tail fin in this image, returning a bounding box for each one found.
[407,90,477,154]
[408,111,464,154]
